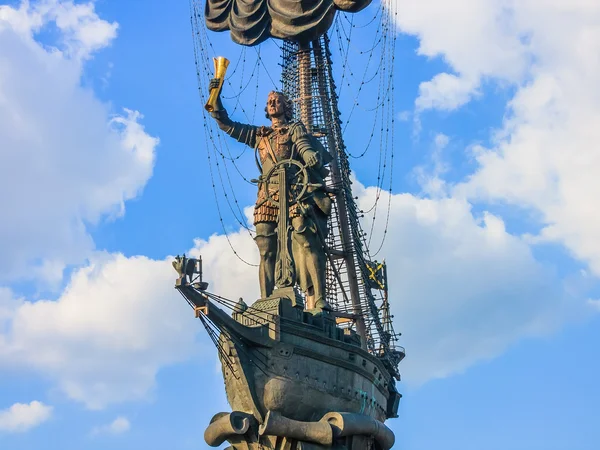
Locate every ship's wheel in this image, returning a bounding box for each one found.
[261,158,309,207]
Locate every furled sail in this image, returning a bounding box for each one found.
[205,0,372,46]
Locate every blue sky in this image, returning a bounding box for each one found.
[0,0,599,449]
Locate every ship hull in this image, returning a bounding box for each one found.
[221,315,392,423]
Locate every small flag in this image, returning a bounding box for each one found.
[366,260,387,291]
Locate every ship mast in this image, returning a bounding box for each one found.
[282,36,398,367]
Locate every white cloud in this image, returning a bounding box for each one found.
[355,181,571,383]
[190,234,260,304]
[389,0,600,279]
[0,0,196,412]
[0,0,118,60]
[414,133,450,196]
[0,254,198,409]
[416,72,479,112]
[0,1,157,286]
[388,0,529,111]
[0,401,53,433]
[91,416,130,436]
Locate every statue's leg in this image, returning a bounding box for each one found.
[292,215,329,310]
[291,227,310,299]
[255,221,277,298]
[309,210,331,310]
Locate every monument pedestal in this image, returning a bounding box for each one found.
[204,410,394,450]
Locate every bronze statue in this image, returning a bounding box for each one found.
[208,79,332,311]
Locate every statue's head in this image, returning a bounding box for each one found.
[265,91,294,122]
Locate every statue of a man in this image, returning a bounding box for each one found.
[208,79,331,311]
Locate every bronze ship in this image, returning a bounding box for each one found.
[175,260,403,449]
[174,1,405,448]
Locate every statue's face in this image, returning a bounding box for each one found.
[267,93,285,118]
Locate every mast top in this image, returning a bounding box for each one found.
[205,0,373,46]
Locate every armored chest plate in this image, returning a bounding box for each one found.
[258,127,292,164]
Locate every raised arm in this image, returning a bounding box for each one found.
[208,78,258,148]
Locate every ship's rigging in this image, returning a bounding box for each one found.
[189,0,403,379]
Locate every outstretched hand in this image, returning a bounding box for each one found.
[305,152,319,168]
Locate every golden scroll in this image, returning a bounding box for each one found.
[205,56,230,112]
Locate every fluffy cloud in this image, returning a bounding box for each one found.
[0,1,157,285]
[355,181,570,382]
[0,254,197,409]
[0,0,191,411]
[416,72,480,112]
[389,0,529,111]
[389,0,600,278]
[0,401,53,433]
[190,218,260,303]
[0,0,118,60]
[91,416,131,436]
